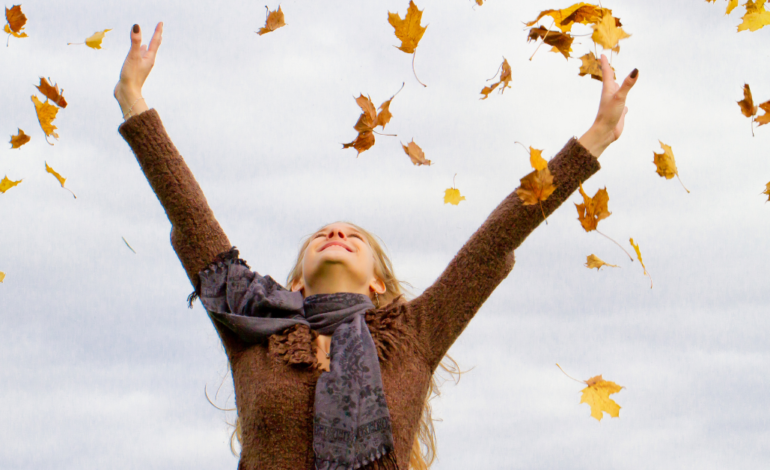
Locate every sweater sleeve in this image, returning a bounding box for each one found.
[408,137,601,369]
[118,109,232,289]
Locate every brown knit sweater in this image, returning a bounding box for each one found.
[118,109,601,470]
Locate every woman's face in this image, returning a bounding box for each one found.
[292,222,385,296]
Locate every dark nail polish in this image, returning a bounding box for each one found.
[133,24,139,33]
[630,68,638,79]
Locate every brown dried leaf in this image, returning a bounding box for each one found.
[257,6,286,35]
[10,128,30,149]
[388,1,427,54]
[528,26,574,59]
[575,183,610,232]
[738,83,758,118]
[480,57,512,100]
[5,5,27,36]
[35,78,68,108]
[585,254,619,270]
[755,100,770,126]
[401,139,431,166]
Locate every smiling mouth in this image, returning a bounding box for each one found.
[320,242,352,252]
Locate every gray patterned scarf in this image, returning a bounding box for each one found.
[194,249,396,470]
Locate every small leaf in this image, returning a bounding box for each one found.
[763,181,770,202]
[10,128,30,149]
[529,146,547,171]
[755,100,770,126]
[575,183,610,232]
[527,26,574,59]
[443,187,465,205]
[591,14,631,50]
[653,141,690,192]
[630,237,652,288]
[585,254,618,270]
[580,375,623,421]
[0,175,22,193]
[31,95,59,144]
[45,162,77,198]
[401,139,431,166]
[85,29,111,49]
[738,83,758,118]
[480,57,512,100]
[35,77,67,108]
[257,5,286,35]
[0,271,5,283]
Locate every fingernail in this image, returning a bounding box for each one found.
[133,24,140,34]
[630,68,638,79]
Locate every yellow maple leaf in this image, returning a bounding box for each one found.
[525,3,613,33]
[630,237,652,288]
[575,183,610,232]
[46,162,77,198]
[85,29,111,49]
[529,147,547,171]
[653,141,690,193]
[388,1,427,54]
[257,5,286,35]
[585,254,618,270]
[444,174,465,205]
[31,95,59,145]
[580,375,623,421]
[577,51,615,81]
[401,139,431,166]
[0,271,5,283]
[0,175,22,193]
[10,128,30,149]
[738,0,770,31]
[591,13,631,50]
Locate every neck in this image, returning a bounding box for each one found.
[302,267,370,298]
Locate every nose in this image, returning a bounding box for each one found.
[327,228,347,240]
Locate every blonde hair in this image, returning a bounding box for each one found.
[227,221,463,469]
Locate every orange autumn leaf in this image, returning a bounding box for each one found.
[257,6,286,35]
[756,101,770,126]
[343,87,402,155]
[0,271,5,283]
[4,5,27,41]
[630,237,652,288]
[585,254,618,270]
[516,167,556,222]
[738,0,770,31]
[480,57,512,100]
[653,141,690,193]
[31,95,59,144]
[10,128,30,149]
[578,51,615,81]
[580,375,623,421]
[575,183,610,232]
[527,26,574,59]
[45,162,77,198]
[529,147,547,171]
[763,182,770,202]
[35,78,67,108]
[525,3,612,33]
[401,139,431,166]
[591,13,631,50]
[738,83,758,118]
[0,175,23,193]
[388,1,427,54]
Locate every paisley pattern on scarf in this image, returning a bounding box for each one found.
[196,249,395,470]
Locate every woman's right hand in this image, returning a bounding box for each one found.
[114,22,163,119]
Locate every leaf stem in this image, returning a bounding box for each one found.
[539,200,548,225]
[596,229,633,261]
[556,363,585,384]
[486,60,503,81]
[372,130,397,137]
[675,172,690,193]
[529,20,555,61]
[412,51,427,87]
[66,42,84,45]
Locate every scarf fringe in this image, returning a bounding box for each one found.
[315,446,399,470]
[187,246,248,309]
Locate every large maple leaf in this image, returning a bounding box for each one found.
[388,1,427,54]
[525,3,613,33]
[738,0,770,31]
[591,13,631,50]
[580,375,623,421]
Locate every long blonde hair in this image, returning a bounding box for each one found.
[227,221,462,469]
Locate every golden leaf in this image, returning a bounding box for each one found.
[653,141,690,194]
[738,83,758,118]
[10,128,30,149]
[577,51,614,81]
[0,175,22,193]
[4,5,27,39]
[591,13,631,50]
[388,1,427,54]
[344,87,402,155]
[525,3,613,33]
[85,29,111,49]
[444,187,466,205]
[516,167,556,222]
[401,139,431,166]
[527,26,574,59]
[727,0,740,14]
[0,271,5,283]
[738,0,770,31]
[529,147,547,171]
[31,95,59,144]
[763,182,770,202]
[630,237,652,288]
[45,162,77,198]
[480,57,512,100]
[257,6,286,35]
[35,77,68,108]
[580,375,623,421]
[342,130,375,155]
[585,254,618,270]
[575,183,610,232]
[755,100,770,126]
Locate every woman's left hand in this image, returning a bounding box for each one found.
[578,54,638,158]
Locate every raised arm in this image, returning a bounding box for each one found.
[115,24,231,289]
[411,56,639,369]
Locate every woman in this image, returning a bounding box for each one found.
[115,22,637,470]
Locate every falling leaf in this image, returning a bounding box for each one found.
[756,101,770,126]
[653,141,690,193]
[476,0,484,4]
[585,254,618,270]
[0,271,5,283]
[630,237,652,288]
[401,139,431,166]
[580,375,623,421]
[0,175,22,193]
[738,83,758,118]
[388,1,427,54]
[4,5,27,40]
[257,5,286,35]
[575,183,610,232]
[31,95,59,144]
[738,0,770,31]
[45,161,77,198]
[525,3,613,33]
[444,188,465,205]
[122,236,137,254]
[480,57,512,99]
[527,26,574,59]
[763,182,770,202]
[726,0,740,14]
[343,86,402,155]
[591,13,631,50]
[516,167,556,221]
[35,78,67,108]
[577,51,615,81]
[529,147,547,171]
[10,128,30,149]
[85,29,111,49]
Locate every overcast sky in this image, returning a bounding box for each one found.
[2,1,769,469]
